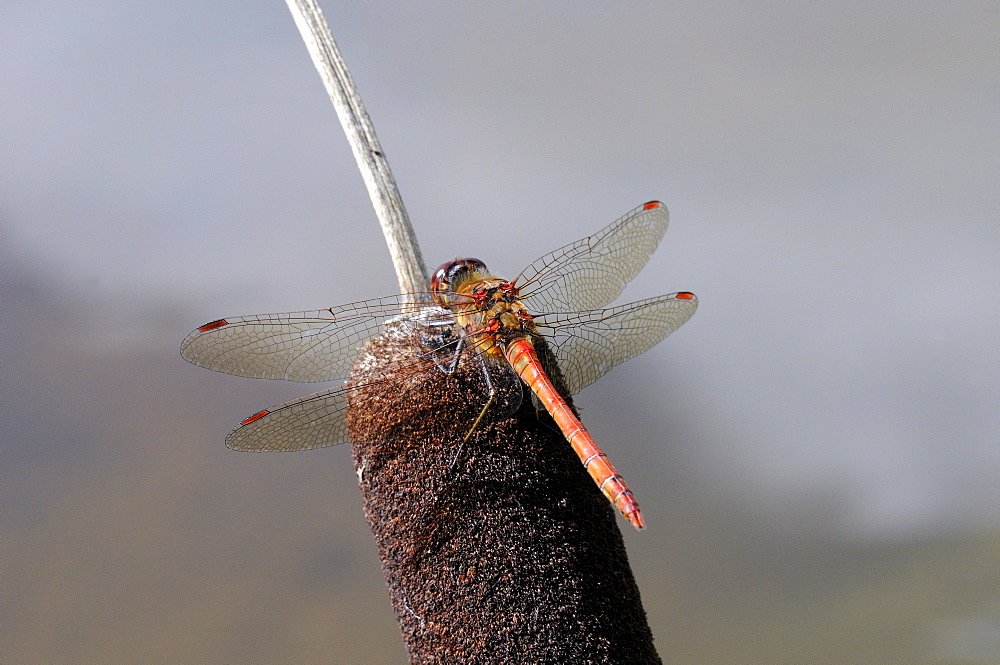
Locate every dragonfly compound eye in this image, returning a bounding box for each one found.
[430,258,489,296]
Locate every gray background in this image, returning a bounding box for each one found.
[2,2,997,662]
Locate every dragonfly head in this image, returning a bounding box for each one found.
[431,258,490,305]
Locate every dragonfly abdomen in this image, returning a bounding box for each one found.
[504,337,645,530]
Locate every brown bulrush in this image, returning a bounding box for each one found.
[347,316,661,665]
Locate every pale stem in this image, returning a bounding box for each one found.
[284,0,428,295]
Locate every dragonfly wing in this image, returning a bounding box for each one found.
[536,292,698,395]
[225,314,482,451]
[515,201,670,313]
[180,295,448,382]
[226,386,351,452]
[227,324,525,452]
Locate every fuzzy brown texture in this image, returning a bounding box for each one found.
[346,318,661,664]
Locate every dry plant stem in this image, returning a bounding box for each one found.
[347,323,661,664]
[286,3,659,662]
[285,0,428,294]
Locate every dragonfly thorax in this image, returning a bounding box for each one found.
[432,258,536,354]
[450,277,537,352]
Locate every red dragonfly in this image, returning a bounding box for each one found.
[181,201,696,530]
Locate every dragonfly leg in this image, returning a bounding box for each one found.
[449,355,496,470]
[464,356,496,441]
[423,321,465,374]
[423,323,465,375]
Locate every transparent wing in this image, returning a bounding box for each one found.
[224,321,524,452]
[536,292,698,396]
[222,316,463,451]
[515,201,669,314]
[226,386,352,452]
[180,295,452,383]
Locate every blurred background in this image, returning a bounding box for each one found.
[2,2,998,663]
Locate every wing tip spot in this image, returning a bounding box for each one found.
[240,409,270,426]
[642,200,662,210]
[676,292,696,300]
[198,319,229,332]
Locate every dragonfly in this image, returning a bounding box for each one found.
[180,200,697,530]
